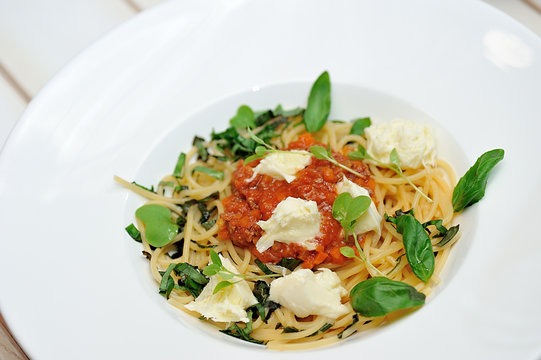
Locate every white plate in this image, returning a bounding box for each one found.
[1,0,540,359]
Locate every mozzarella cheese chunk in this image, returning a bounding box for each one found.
[251,150,311,183]
[269,268,348,319]
[256,197,320,253]
[365,119,436,169]
[336,177,381,235]
[185,256,257,323]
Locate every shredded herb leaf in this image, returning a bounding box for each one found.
[192,166,224,180]
[125,223,141,242]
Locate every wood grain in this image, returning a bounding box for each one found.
[0,314,28,360]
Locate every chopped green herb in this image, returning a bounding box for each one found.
[220,310,264,344]
[254,259,275,275]
[190,240,216,249]
[276,257,303,271]
[125,223,141,242]
[173,152,186,178]
[282,327,300,333]
[192,166,224,180]
[337,314,359,339]
[308,323,333,337]
[131,181,155,193]
[159,263,176,298]
[192,136,209,162]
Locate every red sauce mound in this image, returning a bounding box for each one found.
[218,133,375,269]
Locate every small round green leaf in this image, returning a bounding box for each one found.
[135,204,179,247]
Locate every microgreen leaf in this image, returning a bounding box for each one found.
[340,246,356,258]
[135,204,179,247]
[213,280,235,294]
[332,193,371,230]
[173,152,186,178]
[202,263,221,276]
[389,148,400,169]
[304,71,331,132]
[309,145,365,178]
[349,145,432,202]
[192,166,224,180]
[230,105,255,129]
[350,277,425,317]
[350,117,371,135]
[209,249,222,267]
[452,149,504,212]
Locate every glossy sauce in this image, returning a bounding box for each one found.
[218,133,375,269]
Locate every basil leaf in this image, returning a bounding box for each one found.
[135,204,179,247]
[350,277,425,317]
[304,71,331,132]
[350,117,371,135]
[125,223,141,242]
[192,166,224,180]
[230,105,255,129]
[452,149,504,212]
[394,213,434,282]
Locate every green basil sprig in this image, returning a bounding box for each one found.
[333,193,385,277]
[452,149,504,212]
[304,71,331,132]
[350,277,425,317]
[385,210,434,282]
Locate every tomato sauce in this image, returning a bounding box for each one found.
[218,133,375,269]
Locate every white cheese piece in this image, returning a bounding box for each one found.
[256,197,321,253]
[269,268,348,319]
[336,177,381,235]
[251,150,311,183]
[365,119,436,169]
[185,255,257,323]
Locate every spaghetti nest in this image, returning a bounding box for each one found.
[115,117,459,350]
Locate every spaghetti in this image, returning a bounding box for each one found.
[115,111,460,349]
